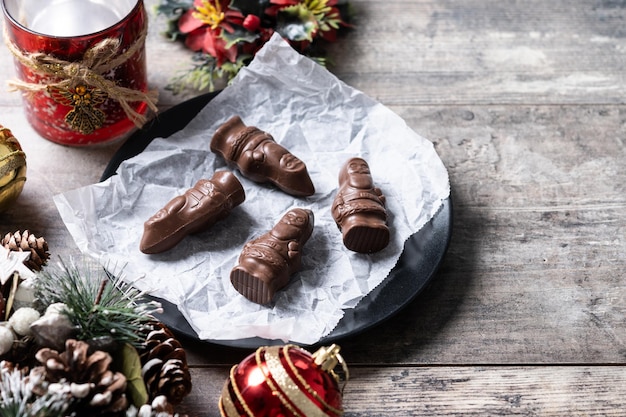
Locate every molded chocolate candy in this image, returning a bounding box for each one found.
[331,157,389,253]
[230,208,314,304]
[210,116,315,197]
[140,171,245,254]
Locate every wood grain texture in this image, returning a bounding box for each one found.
[0,0,625,414]
[325,0,626,106]
[176,366,626,416]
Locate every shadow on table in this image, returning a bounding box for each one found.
[337,183,480,364]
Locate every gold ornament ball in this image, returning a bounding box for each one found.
[0,125,27,212]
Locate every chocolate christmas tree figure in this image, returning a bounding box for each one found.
[210,116,315,197]
[230,208,314,304]
[331,157,389,253]
[140,171,245,254]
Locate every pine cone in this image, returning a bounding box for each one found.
[1,230,50,271]
[35,339,128,416]
[140,322,191,405]
[134,395,190,417]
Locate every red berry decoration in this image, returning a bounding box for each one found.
[242,14,261,32]
[219,344,349,417]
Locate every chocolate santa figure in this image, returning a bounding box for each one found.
[140,171,245,254]
[210,116,315,197]
[230,208,314,304]
[331,157,390,253]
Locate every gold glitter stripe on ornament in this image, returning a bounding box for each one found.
[264,345,331,417]
[219,380,240,417]
[227,364,255,417]
[258,347,303,417]
[284,345,344,416]
[0,150,26,187]
[2,25,158,132]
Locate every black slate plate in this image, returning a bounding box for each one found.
[101,91,453,349]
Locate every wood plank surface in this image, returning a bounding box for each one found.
[177,366,626,416]
[326,0,626,106]
[0,0,625,414]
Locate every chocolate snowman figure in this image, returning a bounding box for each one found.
[140,170,245,254]
[210,116,315,197]
[230,208,314,304]
[331,157,390,253]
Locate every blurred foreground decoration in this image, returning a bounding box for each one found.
[156,0,354,93]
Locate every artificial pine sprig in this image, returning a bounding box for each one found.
[33,259,163,349]
[166,51,251,94]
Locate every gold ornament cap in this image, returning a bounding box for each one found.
[313,344,350,389]
[0,126,26,212]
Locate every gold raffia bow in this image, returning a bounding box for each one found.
[3,24,158,134]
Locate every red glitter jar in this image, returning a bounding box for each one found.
[1,0,156,146]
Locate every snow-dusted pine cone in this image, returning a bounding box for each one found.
[35,339,128,416]
[140,322,191,405]
[132,395,190,417]
[2,230,50,271]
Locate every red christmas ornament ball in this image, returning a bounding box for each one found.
[219,344,348,417]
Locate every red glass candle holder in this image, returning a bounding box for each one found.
[2,0,154,146]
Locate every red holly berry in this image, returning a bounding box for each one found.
[243,14,261,32]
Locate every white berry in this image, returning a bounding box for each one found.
[45,302,68,316]
[8,307,41,336]
[0,325,15,355]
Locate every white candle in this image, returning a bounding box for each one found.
[5,0,137,37]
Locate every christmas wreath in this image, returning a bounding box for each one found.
[156,0,354,93]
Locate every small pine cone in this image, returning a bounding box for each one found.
[140,322,191,405]
[135,395,187,417]
[1,230,50,271]
[35,339,128,416]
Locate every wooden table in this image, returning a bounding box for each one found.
[1,0,625,415]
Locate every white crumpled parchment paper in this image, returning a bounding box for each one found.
[54,34,450,345]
